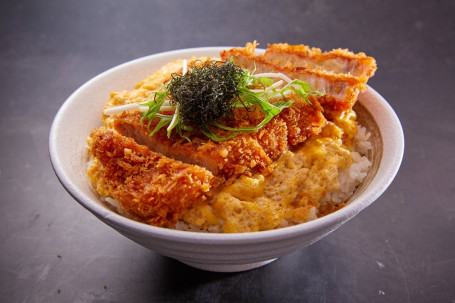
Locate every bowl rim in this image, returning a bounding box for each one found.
[49,46,404,244]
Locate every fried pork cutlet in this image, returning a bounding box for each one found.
[111,111,275,179]
[220,42,375,111]
[264,43,377,80]
[87,127,220,227]
[107,94,325,180]
[278,94,326,146]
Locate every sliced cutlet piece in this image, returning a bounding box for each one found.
[228,107,290,161]
[230,94,326,147]
[278,94,326,146]
[109,93,325,179]
[110,111,277,179]
[213,94,325,154]
[86,127,220,227]
[220,42,367,111]
[264,43,377,80]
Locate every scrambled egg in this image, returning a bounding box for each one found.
[181,111,357,233]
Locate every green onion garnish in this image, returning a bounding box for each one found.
[134,59,324,141]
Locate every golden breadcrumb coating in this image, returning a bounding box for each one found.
[87,127,220,227]
[112,111,278,179]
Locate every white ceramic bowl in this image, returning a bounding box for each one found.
[49,47,404,272]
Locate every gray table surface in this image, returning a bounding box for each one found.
[1,1,454,302]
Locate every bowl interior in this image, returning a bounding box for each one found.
[350,101,383,201]
[50,47,403,243]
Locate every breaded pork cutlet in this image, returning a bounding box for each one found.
[277,94,326,146]
[87,127,220,227]
[108,94,325,180]
[110,111,277,179]
[264,43,377,80]
[220,42,373,111]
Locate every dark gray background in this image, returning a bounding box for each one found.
[1,1,454,302]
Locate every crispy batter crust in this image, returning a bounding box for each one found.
[87,128,220,227]
[279,95,326,145]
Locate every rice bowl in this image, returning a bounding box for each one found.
[49,47,403,272]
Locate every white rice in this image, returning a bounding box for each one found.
[103,197,134,219]
[174,221,222,233]
[321,125,372,204]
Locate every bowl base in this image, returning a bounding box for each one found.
[179,258,278,272]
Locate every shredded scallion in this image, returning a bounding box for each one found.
[123,59,324,141]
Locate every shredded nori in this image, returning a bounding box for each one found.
[140,58,319,141]
[167,60,245,128]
